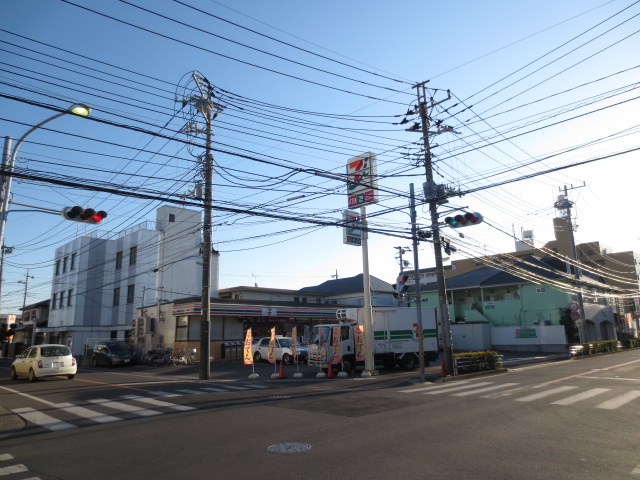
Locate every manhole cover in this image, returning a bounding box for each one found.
[267,442,312,454]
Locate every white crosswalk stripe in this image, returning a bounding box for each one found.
[51,402,123,423]
[12,407,77,431]
[596,390,640,410]
[550,388,611,406]
[514,386,578,402]
[88,398,163,417]
[452,383,520,397]
[120,394,196,411]
[423,382,494,395]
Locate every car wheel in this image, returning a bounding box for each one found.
[253,352,262,362]
[28,369,37,382]
[67,374,76,379]
[10,367,18,380]
[282,353,292,365]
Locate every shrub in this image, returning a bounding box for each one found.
[453,350,502,374]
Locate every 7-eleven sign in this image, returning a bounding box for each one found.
[347,152,378,208]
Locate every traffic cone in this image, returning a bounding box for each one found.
[440,358,447,377]
[278,360,286,379]
[327,362,334,378]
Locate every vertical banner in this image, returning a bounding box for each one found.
[243,329,253,365]
[291,326,298,361]
[268,327,276,364]
[355,325,365,362]
[319,327,326,362]
[303,325,310,345]
[331,326,342,364]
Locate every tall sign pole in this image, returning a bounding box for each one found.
[409,184,426,383]
[346,152,379,376]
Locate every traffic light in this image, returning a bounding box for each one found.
[393,273,410,298]
[444,212,483,228]
[441,237,457,256]
[61,206,108,224]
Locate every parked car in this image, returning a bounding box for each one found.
[11,344,77,382]
[92,340,134,367]
[251,336,307,364]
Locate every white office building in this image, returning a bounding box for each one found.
[44,206,217,355]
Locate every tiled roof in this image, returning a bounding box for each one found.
[299,273,394,295]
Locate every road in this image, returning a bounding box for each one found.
[0,350,639,479]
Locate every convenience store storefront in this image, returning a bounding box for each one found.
[171,301,339,358]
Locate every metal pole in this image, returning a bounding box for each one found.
[360,205,375,376]
[409,184,425,383]
[415,83,454,376]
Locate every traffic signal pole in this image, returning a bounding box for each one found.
[414,82,455,376]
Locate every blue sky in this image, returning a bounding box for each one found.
[1,0,639,314]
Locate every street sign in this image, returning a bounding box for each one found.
[343,210,362,246]
[570,311,581,321]
[569,302,579,311]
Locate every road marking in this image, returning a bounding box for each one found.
[201,387,228,392]
[12,407,77,431]
[399,381,470,393]
[51,402,123,423]
[0,464,29,476]
[0,454,13,461]
[119,394,196,411]
[217,385,250,390]
[453,383,520,397]
[245,384,269,388]
[515,386,577,402]
[595,390,640,410]
[543,358,640,385]
[150,391,181,397]
[88,398,162,416]
[176,389,205,395]
[481,385,535,398]
[423,382,494,395]
[550,388,611,405]
[631,464,640,475]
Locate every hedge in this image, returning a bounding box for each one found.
[453,351,503,374]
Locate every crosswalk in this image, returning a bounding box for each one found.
[398,380,640,410]
[0,453,40,480]
[10,383,270,433]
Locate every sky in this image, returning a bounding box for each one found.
[0,0,639,314]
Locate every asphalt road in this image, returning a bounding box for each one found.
[1,349,637,479]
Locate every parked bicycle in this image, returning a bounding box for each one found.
[141,346,175,367]
[172,347,199,365]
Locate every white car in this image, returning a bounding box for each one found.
[251,336,307,364]
[11,344,77,382]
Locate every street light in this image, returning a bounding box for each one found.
[0,103,91,252]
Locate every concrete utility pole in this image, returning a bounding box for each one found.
[554,185,588,343]
[184,72,224,380]
[409,184,426,383]
[412,82,455,376]
[394,246,411,272]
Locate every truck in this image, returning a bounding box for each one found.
[307,306,439,373]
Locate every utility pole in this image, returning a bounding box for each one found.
[554,184,588,343]
[412,82,455,376]
[409,184,426,383]
[18,270,34,344]
[183,71,224,380]
[0,245,12,311]
[394,246,411,272]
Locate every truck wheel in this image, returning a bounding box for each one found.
[400,354,417,370]
[339,359,354,374]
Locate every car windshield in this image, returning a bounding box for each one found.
[277,338,292,348]
[41,346,70,357]
[311,326,331,345]
[107,342,130,352]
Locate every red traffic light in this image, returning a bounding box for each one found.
[61,206,107,224]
